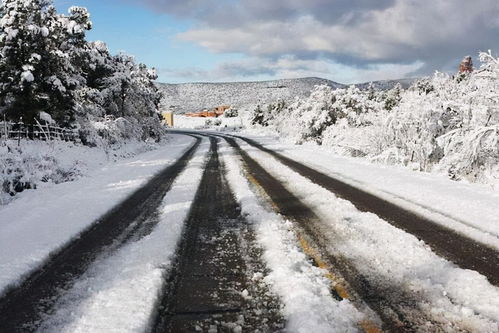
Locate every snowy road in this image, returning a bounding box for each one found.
[232,134,499,286]
[0,131,498,332]
[0,134,202,331]
[152,136,284,331]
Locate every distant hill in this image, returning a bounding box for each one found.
[157,77,417,113]
[354,78,417,90]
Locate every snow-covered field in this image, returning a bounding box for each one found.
[173,115,244,131]
[0,134,195,295]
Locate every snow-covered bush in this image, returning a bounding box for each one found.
[0,135,165,204]
[224,108,239,118]
[250,100,286,127]
[0,141,83,204]
[269,85,386,145]
[379,52,499,183]
[256,51,499,185]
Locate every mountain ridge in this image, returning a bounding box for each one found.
[157,77,417,113]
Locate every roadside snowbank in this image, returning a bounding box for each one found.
[37,138,210,332]
[0,138,164,205]
[239,134,499,248]
[0,134,196,295]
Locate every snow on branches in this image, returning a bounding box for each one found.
[0,0,163,144]
[251,53,499,186]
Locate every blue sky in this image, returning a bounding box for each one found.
[54,0,499,84]
[54,0,247,83]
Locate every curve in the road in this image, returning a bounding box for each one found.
[0,134,202,332]
[231,134,499,287]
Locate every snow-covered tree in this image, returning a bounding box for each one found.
[383,83,402,111]
[250,100,285,127]
[266,85,384,145]
[255,51,498,185]
[224,107,238,118]
[383,52,498,182]
[0,0,164,144]
[0,0,51,122]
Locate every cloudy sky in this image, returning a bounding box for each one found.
[55,0,499,84]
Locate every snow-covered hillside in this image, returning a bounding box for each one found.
[158,77,416,113]
[158,77,342,113]
[354,78,417,90]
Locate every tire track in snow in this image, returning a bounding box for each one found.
[0,134,201,332]
[222,135,451,332]
[221,141,373,332]
[152,135,284,332]
[230,134,499,287]
[35,135,210,332]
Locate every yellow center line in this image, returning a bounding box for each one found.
[298,234,382,333]
[297,234,351,300]
[242,166,382,333]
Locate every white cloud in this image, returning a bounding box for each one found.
[141,0,499,80]
[160,56,423,84]
[178,0,499,61]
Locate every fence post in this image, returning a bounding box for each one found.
[0,116,79,144]
[17,117,22,146]
[3,114,6,139]
[35,119,49,141]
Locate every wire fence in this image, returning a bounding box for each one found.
[0,121,80,143]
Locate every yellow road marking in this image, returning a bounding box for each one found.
[360,320,383,333]
[297,234,381,333]
[245,169,280,211]
[297,234,351,299]
[242,166,382,333]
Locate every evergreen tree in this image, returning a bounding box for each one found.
[384,83,402,111]
[250,105,265,126]
[0,0,162,142]
[0,0,50,123]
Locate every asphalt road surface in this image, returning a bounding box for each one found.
[1,131,497,332]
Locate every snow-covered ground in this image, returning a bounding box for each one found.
[236,133,499,250]
[230,136,499,331]
[173,115,244,131]
[2,129,498,331]
[0,138,166,205]
[0,134,196,295]
[37,138,210,332]
[221,142,368,332]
